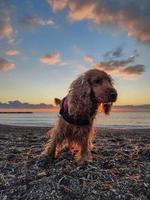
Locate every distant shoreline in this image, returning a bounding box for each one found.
[0,112,33,114]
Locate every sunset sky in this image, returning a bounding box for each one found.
[0,0,150,106]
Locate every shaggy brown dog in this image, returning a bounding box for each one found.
[41,69,117,164]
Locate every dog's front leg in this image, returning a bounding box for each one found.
[76,136,92,164]
[41,128,58,160]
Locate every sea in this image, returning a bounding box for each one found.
[0,112,150,129]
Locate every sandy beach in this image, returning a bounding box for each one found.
[0,124,150,200]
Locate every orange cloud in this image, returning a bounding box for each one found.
[5,49,19,56]
[84,55,95,64]
[0,9,13,41]
[49,0,150,43]
[40,52,60,65]
[47,0,68,12]
[69,1,95,21]
[0,58,15,72]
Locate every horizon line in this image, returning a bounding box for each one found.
[0,100,150,108]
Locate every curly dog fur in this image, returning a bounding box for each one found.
[41,69,117,164]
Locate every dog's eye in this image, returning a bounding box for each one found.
[94,79,102,84]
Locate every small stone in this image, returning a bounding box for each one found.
[7,154,16,161]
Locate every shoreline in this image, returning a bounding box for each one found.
[0,109,150,113]
[0,123,150,130]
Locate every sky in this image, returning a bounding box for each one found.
[0,0,150,106]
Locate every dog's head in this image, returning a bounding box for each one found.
[55,69,117,116]
[84,69,117,114]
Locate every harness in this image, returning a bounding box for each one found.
[59,96,90,126]
[59,80,98,126]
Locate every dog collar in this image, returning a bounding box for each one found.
[59,97,90,126]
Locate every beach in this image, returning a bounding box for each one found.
[0,124,150,200]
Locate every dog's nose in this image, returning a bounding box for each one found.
[110,90,117,101]
[110,92,117,99]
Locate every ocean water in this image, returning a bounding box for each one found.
[0,112,150,129]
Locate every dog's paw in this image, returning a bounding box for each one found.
[76,155,93,165]
[78,159,92,165]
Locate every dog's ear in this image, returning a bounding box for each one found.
[100,103,112,115]
[67,75,92,116]
[54,98,61,105]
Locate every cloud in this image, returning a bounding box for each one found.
[0,58,15,72]
[91,47,145,78]
[103,47,123,60]
[120,65,145,77]
[68,0,95,22]
[47,0,68,12]
[22,16,55,27]
[94,47,138,69]
[0,7,14,42]
[5,49,19,56]
[98,56,135,69]
[40,52,60,65]
[95,63,145,78]
[84,55,95,64]
[48,0,150,43]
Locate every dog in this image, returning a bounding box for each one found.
[41,69,117,164]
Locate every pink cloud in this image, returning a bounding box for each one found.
[84,55,95,64]
[0,58,15,72]
[5,49,19,56]
[0,9,13,41]
[40,52,60,65]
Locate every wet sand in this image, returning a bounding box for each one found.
[0,124,150,200]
